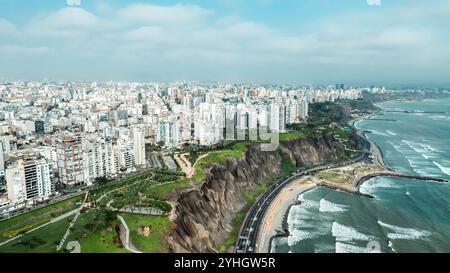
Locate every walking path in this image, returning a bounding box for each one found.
[56,192,89,251]
[0,209,78,247]
[117,215,142,253]
[174,154,194,178]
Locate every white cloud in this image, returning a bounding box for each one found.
[1,2,450,84]
[67,0,81,6]
[367,0,381,6]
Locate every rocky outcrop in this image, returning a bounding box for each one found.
[167,134,349,253]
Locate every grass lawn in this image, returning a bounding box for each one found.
[0,216,71,253]
[121,214,171,253]
[192,141,251,184]
[144,180,190,200]
[0,195,82,243]
[64,209,126,253]
[279,130,308,142]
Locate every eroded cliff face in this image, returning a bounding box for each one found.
[167,134,347,253]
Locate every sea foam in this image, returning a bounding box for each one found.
[335,242,369,253]
[319,199,348,213]
[378,221,431,240]
[331,222,373,242]
[433,161,450,176]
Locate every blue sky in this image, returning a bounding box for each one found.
[0,0,449,85]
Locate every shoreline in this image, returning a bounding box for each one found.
[264,111,385,253]
[255,177,316,253]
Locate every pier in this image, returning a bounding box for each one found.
[317,166,448,199]
[385,110,449,114]
[355,171,448,187]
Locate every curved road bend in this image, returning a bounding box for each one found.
[235,153,367,253]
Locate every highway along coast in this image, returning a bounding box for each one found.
[236,113,448,253]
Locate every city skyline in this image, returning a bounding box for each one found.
[0,0,449,85]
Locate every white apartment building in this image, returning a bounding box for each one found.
[5,157,53,205]
[132,127,146,166]
[83,137,117,186]
[269,103,287,133]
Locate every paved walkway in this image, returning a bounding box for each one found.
[0,209,78,247]
[117,215,142,253]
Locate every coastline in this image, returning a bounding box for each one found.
[255,177,316,253]
[264,110,387,253]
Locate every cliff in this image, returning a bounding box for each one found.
[167,134,347,253]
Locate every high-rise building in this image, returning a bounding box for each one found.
[5,157,53,204]
[56,135,84,186]
[83,137,117,186]
[269,103,286,133]
[35,120,45,134]
[157,121,179,149]
[132,127,146,166]
[0,141,4,172]
[6,166,26,204]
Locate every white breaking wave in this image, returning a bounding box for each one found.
[378,221,432,240]
[386,130,398,136]
[287,229,316,246]
[335,242,369,253]
[420,143,437,152]
[433,161,450,176]
[332,222,373,242]
[429,115,448,121]
[370,130,389,136]
[388,240,396,252]
[297,194,315,209]
[319,199,348,213]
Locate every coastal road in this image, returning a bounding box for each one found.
[235,123,374,253]
[235,153,366,253]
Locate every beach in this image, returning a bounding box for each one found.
[255,177,316,253]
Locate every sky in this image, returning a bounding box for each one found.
[0,0,449,86]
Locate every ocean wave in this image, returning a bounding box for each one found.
[429,115,448,121]
[378,221,432,240]
[388,240,396,252]
[420,143,437,152]
[287,229,316,246]
[401,140,437,161]
[319,199,348,213]
[433,161,450,176]
[370,130,389,137]
[298,193,319,208]
[386,130,398,136]
[332,222,373,242]
[335,242,369,253]
[359,177,402,194]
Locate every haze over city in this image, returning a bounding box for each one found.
[0,0,449,85]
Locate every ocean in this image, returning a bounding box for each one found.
[270,98,450,253]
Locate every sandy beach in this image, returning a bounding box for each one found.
[255,177,316,253]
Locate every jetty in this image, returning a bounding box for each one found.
[385,110,449,114]
[355,171,448,187]
[314,162,448,199]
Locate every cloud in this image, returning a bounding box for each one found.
[67,0,81,6]
[1,2,450,85]
[367,0,381,6]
